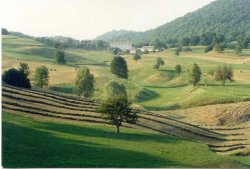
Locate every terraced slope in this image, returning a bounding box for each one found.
[2,84,248,155]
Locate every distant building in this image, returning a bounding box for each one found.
[81,40,91,46]
[110,42,133,51]
[140,46,154,52]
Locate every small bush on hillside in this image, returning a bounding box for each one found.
[133,53,141,61]
[2,68,31,88]
[153,57,165,71]
[204,45,213,53]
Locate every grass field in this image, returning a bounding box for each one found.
[2,35,250,168]
[3,111,249,168]
[2,35,250,110]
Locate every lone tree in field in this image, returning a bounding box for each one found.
[97,98,137,133]
[110,56,128,79]
[104,80,127,100]
[34,66,49,88]
[187,63,201,87]
[214,65,233,86]
[154,57,165,71]
[75,67,94,97]
[133,53,141,61]
[2,68,31,88]
[54,50,66,64]
[18,62,31,77]
[175,64,182,76]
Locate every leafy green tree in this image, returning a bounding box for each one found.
[187,63,201,87]
[2,28,9,35]
[104,81,127,100]
[110,56,128,79]
[54,50,66,64]
[154,57,165,71]
[97,98,137,133]
[236,38,243,55]
[214,65,233,86]
[2,68,31,88]
[133,53,141,61]
[75,67,94,97]
[18,62,30,77]
[34,66,49,88]
[175,64,182,76]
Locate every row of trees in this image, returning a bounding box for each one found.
[3,63,49,89]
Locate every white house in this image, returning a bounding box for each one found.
[140,46,154,52]
[110,42,133,51]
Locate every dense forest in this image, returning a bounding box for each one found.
[95,0,250,45]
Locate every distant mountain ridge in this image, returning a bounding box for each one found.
[95,0,250,44]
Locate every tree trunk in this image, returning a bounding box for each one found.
[116,125,120,133]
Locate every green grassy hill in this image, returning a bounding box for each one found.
[2,35,250,110]
[2,35,250,168]
[3,111,249,168]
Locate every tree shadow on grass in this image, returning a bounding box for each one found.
[135,88,160,102]
[144,84,187,89]
[2,121,178,168]
[37,121,180,144]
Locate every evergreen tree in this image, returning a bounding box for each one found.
[187,63,201,87]
[110,56,128,79]
[55,50,66,64]
[175,64,182,76]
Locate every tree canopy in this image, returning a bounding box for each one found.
[75,67,95,97]
[110,56,128,79]
[33,66,49,88]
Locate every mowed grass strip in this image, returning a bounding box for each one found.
[2,111,246,168]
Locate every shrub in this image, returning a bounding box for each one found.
[154,57,165,71]
[133,53,141,61]
[204,45,213,53]
[2,68,31,88]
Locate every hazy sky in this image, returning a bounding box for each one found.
[1,0,215,40]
